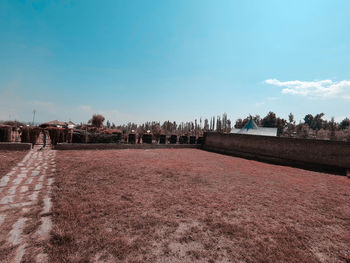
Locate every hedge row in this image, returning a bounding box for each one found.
[21,127,41,145]
[0,126,11,142]
[47,127,71,145]
[72,130,122,143]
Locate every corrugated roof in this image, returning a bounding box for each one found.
[231,119,278,137]
[237,127,277,137]
[40,120,76,127]
[42,120,66,126]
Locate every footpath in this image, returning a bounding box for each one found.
[0,145,55,262]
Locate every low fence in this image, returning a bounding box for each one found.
[203,132,350,175]
[0,143,32,151]
[54,143,200,150]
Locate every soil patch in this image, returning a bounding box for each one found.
[50,149,350,262]
[0,151,28,178]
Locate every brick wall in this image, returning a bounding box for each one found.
[203,132,350,174]
[54,143,200,150]
[0,143,32,151]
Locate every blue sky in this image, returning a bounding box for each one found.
[0,0,349,124]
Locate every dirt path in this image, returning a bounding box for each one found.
[0,146,55,262]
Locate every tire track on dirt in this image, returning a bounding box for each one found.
[0,146,56,263]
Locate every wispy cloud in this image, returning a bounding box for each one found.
[265,79,350,100]
[267,96,279,101]
[79,105,93,112]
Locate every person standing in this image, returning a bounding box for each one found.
[43,131,47,148]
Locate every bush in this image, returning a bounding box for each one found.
[179,135,188,144]
[159,135,166,144]
[197,137,204,144]
[72,130,87,143]
[30,127,41,145]
[169,135,177,144]
[128,133,136,144]
[70,128,122,144]
[46,127,69,145]
[21,127,30,143]
[88,133,121,143]
[189,136,196,144]
[21,127,41,145]
[142,134,152,144]
[0,125,11,142]
[101,129,122,135]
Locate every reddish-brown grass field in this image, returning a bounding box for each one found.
[50,149,350,263]
[0,150,27,178]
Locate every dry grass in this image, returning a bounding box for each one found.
[50,149,350,262]
[0,150,28,177]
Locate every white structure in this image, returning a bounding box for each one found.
[40,120,76,129]
[66,121,76,129]
[231,119,277,137]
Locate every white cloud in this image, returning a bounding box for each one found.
[265,79,350,100]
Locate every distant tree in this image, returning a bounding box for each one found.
[287,113,295,136]
[106,120,111,128]
[304,113,325,131]
[173,121,177,131]
[340,118,350,130]
[235,116,250,129]
[204,119,209,131]
[216,116,222,132]
[222,113,227,132]
[234,118,243,129]
[296,123,310,139]
[162,120,175,134]
[304,114,314,127]
[137,126,145,143]
[226,119,232,133]
[312,113,325,131]
[152,123,161,142]
[288,113,294,124]
[253,115,261,126]
[261,112,287,136]
[329,117,337,140]
[261,112,277,127]
[89,114,105,128]
[276,118,287,136]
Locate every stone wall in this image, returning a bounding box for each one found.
[203,132,350,175]
[0,143,32,151]
[54,143,200,150]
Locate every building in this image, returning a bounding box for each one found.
[231,118,277,137]
[40,120,76,129]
